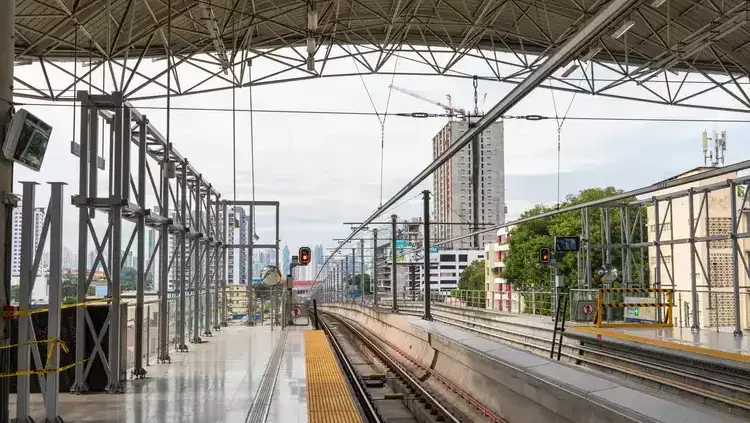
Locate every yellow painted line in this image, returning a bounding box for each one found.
[571,326,750,364]
[305,330,365,423]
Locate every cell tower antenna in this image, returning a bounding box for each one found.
[702,129,727,167]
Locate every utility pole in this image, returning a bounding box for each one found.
[373,229,378,306]
[422,190,432,320]
[391,214,398,312]
[351,248,356,301]
[360,239,365,304]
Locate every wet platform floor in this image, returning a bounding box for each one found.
[11,325,310,423]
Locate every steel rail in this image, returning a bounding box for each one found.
[321,311,465,423]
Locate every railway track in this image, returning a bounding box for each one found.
[318,311,507,423]
[393,303,750,419]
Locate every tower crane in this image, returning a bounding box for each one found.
[389,85,466,119]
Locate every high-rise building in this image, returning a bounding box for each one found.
[11,204,45,276]
[282,245,291,275]
[227,207,248,284]
[432,120,505,249]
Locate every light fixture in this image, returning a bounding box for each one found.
[651,0,666,7]
[581,46,602,63]
[561,64,579,78]
[611,20,635,39]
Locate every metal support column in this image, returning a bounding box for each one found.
[351,248,356,300]
[213,197,221,331]
[729,182,743,337]
[106,92,125,393]
[134,114,148,375]
[71,95,91,394]
[45,182,65,422]
[191,175,202,344]
[688,188,699,330]
[422,190,432,321]
[373,229,378,306]
[248,208,254,324]
[221,203,228,326]
[344,255,349,301]
[0,0,14,416]
[390,215,398,312]
[204,188,213,337]
[157,140,171,363]
[177,162,188,351]
[15,182,36,420]
[360,239,365,304]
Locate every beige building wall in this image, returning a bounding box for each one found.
[647,167,749,329]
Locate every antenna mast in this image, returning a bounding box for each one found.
[702,130,727,167]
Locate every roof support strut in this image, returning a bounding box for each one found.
[316,0,644,278]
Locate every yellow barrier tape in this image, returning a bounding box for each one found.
[0,359,87,379]
[0,337,69,354]
[3,298,113,318]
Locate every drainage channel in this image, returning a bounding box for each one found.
[246,330,288,423]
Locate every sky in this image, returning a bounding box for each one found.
[11,51,750,258]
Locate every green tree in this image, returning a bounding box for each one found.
[458,259,486,308]
[346,274,372,296]
[504,187,649,298]
[10,285,20,304]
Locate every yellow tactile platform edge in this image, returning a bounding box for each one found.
[305,330,365,423]
[571,326,750,363]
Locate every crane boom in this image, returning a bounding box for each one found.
[389,85,465,116]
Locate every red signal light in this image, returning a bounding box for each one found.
[299,247,311,265]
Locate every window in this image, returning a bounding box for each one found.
[459,254,468,262]
[440,254,456,261]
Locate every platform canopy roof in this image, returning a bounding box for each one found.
[11,0,750,111]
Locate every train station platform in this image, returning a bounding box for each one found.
[10,324,366,423]
[567,326,750,369]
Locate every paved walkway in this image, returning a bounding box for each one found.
[12,325,285,423]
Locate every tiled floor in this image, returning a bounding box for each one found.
[266,327,308,423]
[11,325,284,423]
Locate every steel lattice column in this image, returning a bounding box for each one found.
[191,175,203,344]
[134,113,148,376]
[177,162,189,351]
[157,140,172,363]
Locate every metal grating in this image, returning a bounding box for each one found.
[246,330,288,423]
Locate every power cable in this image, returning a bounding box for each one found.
[549,63,585,209]
[380,57,399,207]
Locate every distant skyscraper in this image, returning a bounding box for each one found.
[228,207,248,284]
[433,120,505,249]
[11,203,45,276]
[282,245,291,275]
[314,245,324,267]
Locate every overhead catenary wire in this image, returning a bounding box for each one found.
[12,100,750,123]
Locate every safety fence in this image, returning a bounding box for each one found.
[361,287,750,332]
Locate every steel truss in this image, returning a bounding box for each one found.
[222,200,280,327]
[582,171,750,335]
[11,0,750,113]
[70,91,224,394]
[14,182,66,423]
